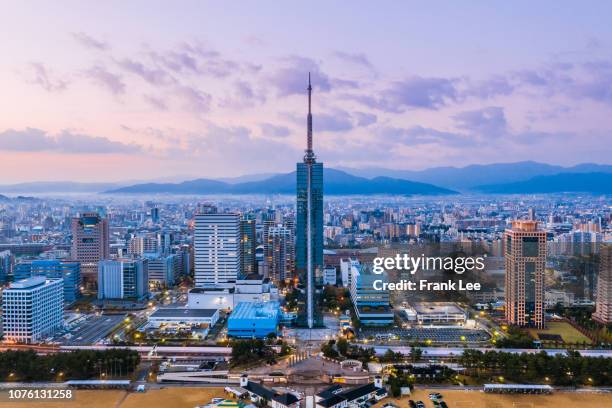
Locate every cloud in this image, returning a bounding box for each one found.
[25,62,69,92]
[351,76,459,111]
[354,112,377,127]
[148,41,241,79]
[332,51,375,71]
[260,123,290,138]
[83,65,126,95]
[269,56,332,97]
[72,32,109,50]
[0,128,141,154]
[315,110,355,132]
[464,76,514,99]
[173,85,212,113]
[116,58,175,86]
[220,80,266,109]
[453,106,507,137]
[143,94,168,111]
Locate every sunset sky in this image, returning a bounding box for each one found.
[1,1,612,182]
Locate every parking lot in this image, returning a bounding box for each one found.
[360,327,491,343]
[59,313,126,345]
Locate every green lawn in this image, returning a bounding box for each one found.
[528,321,592,344]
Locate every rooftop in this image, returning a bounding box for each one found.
[150,308,218,318]
[229,301,280,320]
[411,302,465,315]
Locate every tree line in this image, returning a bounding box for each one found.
[0,349,140,381]
[460,349,612,386]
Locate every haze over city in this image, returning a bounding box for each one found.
[1,1,612,182]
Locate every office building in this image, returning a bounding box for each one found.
[30,260,81,303]
[0,250,11,283]
[2,276,63,343]
[296,74,323,328]
[147,253,178,288]
[593,245,612,324]
[323,266,337,286]
[71,212,109,285]
[504,220,546,328]
[188,276,279,310]
[350,263,393,326]
[241,215,257,276]
[194,212,241,287]
[98,259,148,300]
[227,301,280,338]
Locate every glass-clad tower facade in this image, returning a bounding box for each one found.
[296,74,324,327]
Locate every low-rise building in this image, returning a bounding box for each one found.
[227,301,280,338]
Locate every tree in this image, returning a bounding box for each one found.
[336,338,349,356]
[410,347,422,363]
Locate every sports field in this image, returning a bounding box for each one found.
[527,321,592,344]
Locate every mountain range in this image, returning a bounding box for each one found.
[104,168,457,196]
[338,161,612,190]
[1,162,610,195]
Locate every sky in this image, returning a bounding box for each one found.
[1,1,612,182]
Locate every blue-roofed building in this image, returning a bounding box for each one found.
[227,301,280,338]
[15,260,81,303]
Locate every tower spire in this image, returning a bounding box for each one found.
[305,72,315,162]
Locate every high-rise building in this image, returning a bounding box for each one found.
[98,259,148,300]
[263,224,292,283]
[504,220,546,328]
[30,260,81,303]
[593,245,612,324]
[296,74,324,328]
[240,215,257,276]
[150,207,160,223]
[0,250,12,284]
[2,276,64,343]
[71,212,109,285]
[194,212,241,287]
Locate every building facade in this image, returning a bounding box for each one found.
[194,212,241,287]
[71,212,109,285]
[30,260,81,303]
[98,259,148,300]
[240,215,257,276]
[593,245,612,324]
[504,220,546,328]
[296,75,323,328]
[2,277,64,343]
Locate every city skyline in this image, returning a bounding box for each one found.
[2,1,612,182]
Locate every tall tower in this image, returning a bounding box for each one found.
[296,74,324,328]
[593,244,612,324]
[504,220,546,328]
[71,212,109,287]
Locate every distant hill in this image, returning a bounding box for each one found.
[0,181,123,193]
[338,161,612,190]
[475,172,612,194]
[105,168,456,195]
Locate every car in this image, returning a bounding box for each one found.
[408,400,416,408]
[416,401,425,408]
[429,393,443,400]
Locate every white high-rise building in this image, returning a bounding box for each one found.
[194,212,241,287]
[2,276,63,343]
